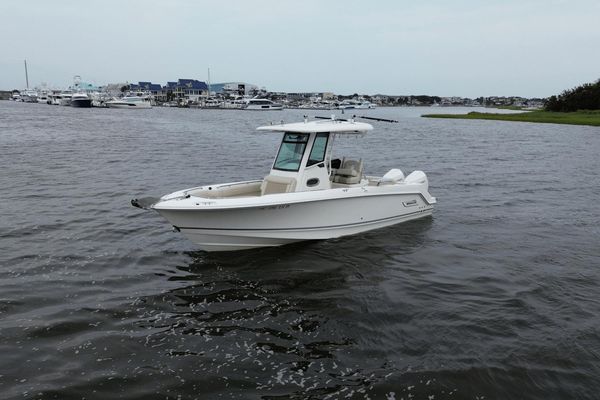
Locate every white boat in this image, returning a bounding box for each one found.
[244,98,283,110]
[137,117,436,251]
[106,96,152,109]
[203,98,223,108]
[358,101,377,109]
[58,91,73,106]
[37,91,49,104]
[339,100,376,109]
[223,97,246,109]
[21,90,38,103]
[71,92,92,108]
[48,93,61,105]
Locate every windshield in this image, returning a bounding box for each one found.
[273,133,309,171]
[307,133,329,166]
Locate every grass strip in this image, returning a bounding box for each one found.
[422,110,600,127]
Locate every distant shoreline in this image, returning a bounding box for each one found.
[421,110,600,127]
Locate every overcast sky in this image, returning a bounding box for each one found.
[1,0,598,97]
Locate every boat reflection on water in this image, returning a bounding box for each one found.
[133,218,433,397]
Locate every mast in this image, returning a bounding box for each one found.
[207,67,211,96]
[24,60,29,89]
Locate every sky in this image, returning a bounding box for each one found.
[1,0,599,97]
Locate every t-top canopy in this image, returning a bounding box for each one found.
[257,120,373,134]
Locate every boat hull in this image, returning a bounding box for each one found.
[244,105,283,110]
[154,191,434,251]
[106,102,152,109]
[71,99,92,108]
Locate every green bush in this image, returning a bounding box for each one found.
[545,79,600,112]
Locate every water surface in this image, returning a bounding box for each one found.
[1,102,599,399]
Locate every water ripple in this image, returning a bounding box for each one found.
[1,102,600,399]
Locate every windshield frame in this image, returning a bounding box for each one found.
[306,132,330,167]
[272,132,310,172]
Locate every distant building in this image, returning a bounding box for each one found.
[287,92,316,101]
[135,81,162,96]
[145,79,208,103]
[157,82,178,103]
[212,82,259,96]
[173,79,208,102]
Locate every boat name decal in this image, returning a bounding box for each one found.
[260,204,290,210]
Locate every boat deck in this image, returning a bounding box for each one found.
[186,177,386,200]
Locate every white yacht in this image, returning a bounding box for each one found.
[135,117,436,251]
[244,98,283,110]
[339,100,376,109]
[37,90,49,104]
[338,100,355,109]
[223,97,247,109]
[58,91,73,106]
[358,101,377,109]
[21,90,38,103]
[48,93,61,105]
[106,96,152,109]
[203,98,223,108]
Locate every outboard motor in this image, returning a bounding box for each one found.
[379,169,405,185]
[404,170,429,189]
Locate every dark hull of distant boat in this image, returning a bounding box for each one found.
[71,99,92,108]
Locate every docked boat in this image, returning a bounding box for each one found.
[338,100,376,109]
[57,91,73,106]
[203,98,223,108]
[358,101,377,109]
[134,116,436,251]
[71,92,92,108]
[106,96,152,109]
[21,89,38,103]
[338,100,358,109]
[37,90,49,104]
[244,98,283,110]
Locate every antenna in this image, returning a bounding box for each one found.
[357,115,399,123]
[314,115,398,123]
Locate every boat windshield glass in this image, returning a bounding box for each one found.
[307,133,329,166]
[273,133,309,171]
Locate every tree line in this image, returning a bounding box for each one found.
[545,79,600,112]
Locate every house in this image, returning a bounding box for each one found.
[173,79,208,103]
[156,82,178,103]
[136,81,162,96]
